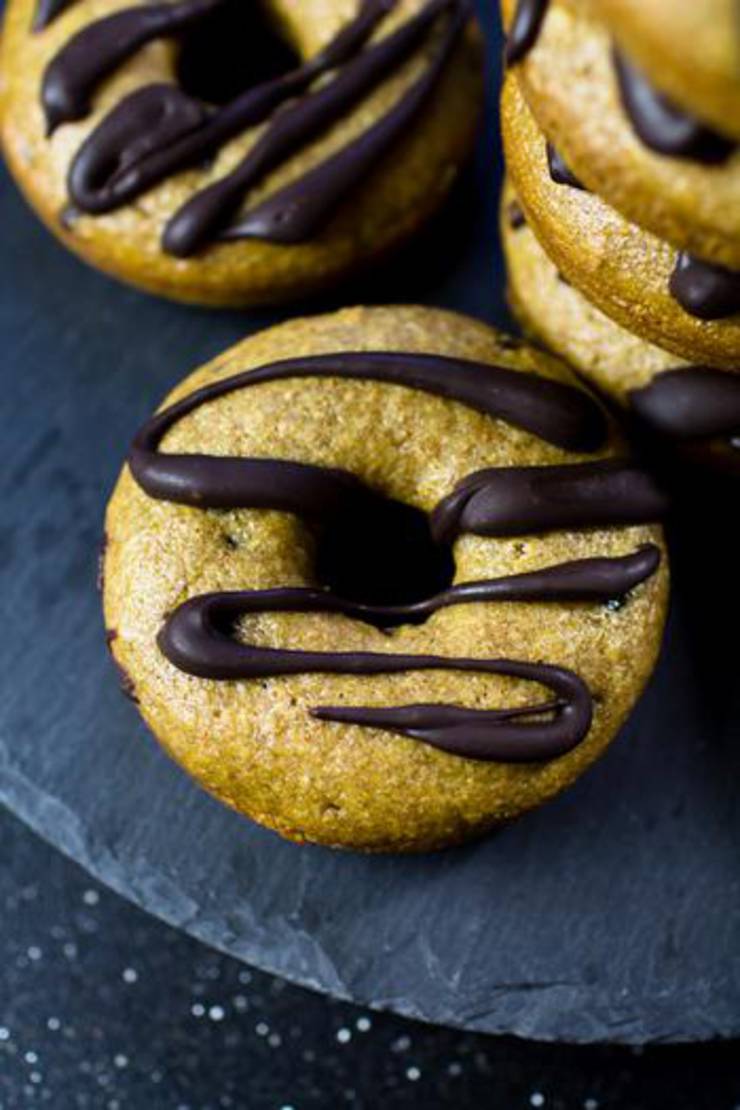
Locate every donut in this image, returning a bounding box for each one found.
[594,0,740,143]
[500,0,740,269]
[500,180,684,393]
[501,182,740,476]
[0,0,483,305]
[501,76,740,368]
[101,305,668,852]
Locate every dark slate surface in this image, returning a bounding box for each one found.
[1,2,738,1044]
[3,808,740,1110]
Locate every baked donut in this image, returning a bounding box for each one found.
[500,180,683,392]
[594,0,740,144]
[0,0,483,305]
[501,182,740,476]
[500,0,740,269]
[102,305,668,852]
[501,76,740,368]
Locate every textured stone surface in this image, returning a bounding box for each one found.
[1,8,738,1043]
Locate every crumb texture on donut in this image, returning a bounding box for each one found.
[501,76,740,369]
[500,0,740,268]
[103,305,668,852]
[0,0,483,304]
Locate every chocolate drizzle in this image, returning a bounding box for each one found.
[431,459,669,544]
[504,0,549,66]
[166,0,465,253]
[129,353,608,490]
[125,350,663,763]
[67,0,390,216]
[630,367,740,443]
[42,0,222,134]
[546,143,584,191]
[160,590,595,762]
[33,0,77,32]
[614,50,736,164]
[669,252,740,320]
[39,0,473,252]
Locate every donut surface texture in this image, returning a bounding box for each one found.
[501,0,740,268]
[501,182,740,476]
[501,76,740,369]
[593,0,740,142]
[0,0,483,305]
[102,305,669,852]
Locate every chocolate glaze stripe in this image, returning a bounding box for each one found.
[630,367,740,441]
[41,0,223,134]
[33,0,77,32]
[158,589,597,762]
[614,50,736,164]
[546,143,584,190]
[68,0,395,215]
[128,353,609,497]
[669,253,740,321]
[432,459,669,544]
[165,0,464,253]
[504,0,548,66]
[45,0,471,251]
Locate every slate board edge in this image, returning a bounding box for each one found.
[2,764,731,1047]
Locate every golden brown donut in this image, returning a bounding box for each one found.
[593,0,740,142]
[502,75,740,369]
[502,181,740,476]
[0,0,483,305]
[102,305,668,852]
[501,0,740,268]
[500,179,684,398]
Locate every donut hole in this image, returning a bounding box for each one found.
[175,0,299,107]
[314,496,455,628]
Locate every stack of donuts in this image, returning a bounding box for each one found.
[0,0,683,852]
[500,0,740,475]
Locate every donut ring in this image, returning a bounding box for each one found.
[0,0,483,305]
[595,0,740,143]
[102,306,668,852]
[500,180,684,396]
[501,76,740,368]
[501,0,740,269]
[501,182,740,477]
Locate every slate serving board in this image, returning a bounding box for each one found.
[1,4,739,1044]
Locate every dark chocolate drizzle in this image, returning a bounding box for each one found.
[159,590,595,763]
[42,0,222,134]
[67,0,390,216]
[165,0,465,252]
[546,143,585,190]
[129,352,609,491]
[630,367,740,443]
[33,0,77,32]
[125,351,663,763]
[431,459,669,544]
[504,0,549,66]
[669,252,740,320]
[40,0,472,252]
[614,50,736,165]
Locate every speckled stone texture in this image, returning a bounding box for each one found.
[0,2,739,1043]
[2,809,739,1108]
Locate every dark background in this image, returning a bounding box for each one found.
[2,807,739,1110]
